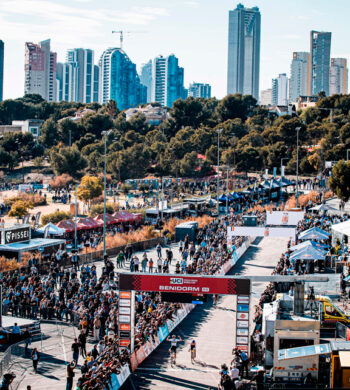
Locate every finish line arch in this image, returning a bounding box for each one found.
[118,273,251,354]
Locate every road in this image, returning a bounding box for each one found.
[124,236,289,390]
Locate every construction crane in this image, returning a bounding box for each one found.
[111,30,146,49]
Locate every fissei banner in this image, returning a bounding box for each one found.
[266,211,304,226]
[2,226,31,245]
[227,226,296,240]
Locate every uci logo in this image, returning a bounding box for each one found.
[170,278,183,285]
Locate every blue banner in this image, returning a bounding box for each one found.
[237,304,249,312]
[158,325,169,342]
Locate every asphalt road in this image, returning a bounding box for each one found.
[123,236,289,390]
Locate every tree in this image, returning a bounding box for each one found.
[77,175,104,209]
[49,146,87,178]
[8,200,33,219]
[41,210,72,225]
[106,99,119,119]
[215,94,256,122]
[40,118,59,148]
[49,174,73,190]
[179,152,200,177]
[33,157,44,171]
[329,160,350,201]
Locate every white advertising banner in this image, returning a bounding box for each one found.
[228,226,296,240]
[266,211,304,226]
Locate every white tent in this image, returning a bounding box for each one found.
[331,220,350,244]
[36,222,66,236]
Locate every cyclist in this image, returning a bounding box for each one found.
[189,339,196,363]
[167,335,182,363]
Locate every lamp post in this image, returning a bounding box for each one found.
[226,168,229,214]
[295,127,301,208]
[101,130,112,257]
[216,128,223,216]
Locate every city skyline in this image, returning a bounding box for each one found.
[1,0,350,101]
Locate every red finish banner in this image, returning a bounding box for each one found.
[119,274,250,295]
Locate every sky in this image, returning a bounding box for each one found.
[1,0,350,100]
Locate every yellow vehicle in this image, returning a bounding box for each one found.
[308,295,350,327]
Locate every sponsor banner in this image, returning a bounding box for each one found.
[228,226,296,240]
[2,226,31,245]
[119,274,250,295]
[237,329,249,336]
[111,373,120,389]
[119,299,131,307]
[143,341,153,357]
[120,339,130,347]
[158,325,169,342]
[237,345,248,352]
[237,296,249,303]
[119,323,130,331]
[120,291,131,299]
[130,354,138,371]
[119,307,131,315]
[266,211,304,226]
[237,336,249,344]
[237,304,249,312]
[237,312,249,320]
[136,346,146,364]
[119,315,131,323]
[120,331,130,338]
[237,320,249,328]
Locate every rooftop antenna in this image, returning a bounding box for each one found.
[111,30,147,49]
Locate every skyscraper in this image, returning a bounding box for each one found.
[25,39,57,102]
[309,31,332,96]
[0,40,4,102]
[141,54,186,106]
[227,3,261,99]
[329,58,348,95]
[272,74,288,106]
[289,52,310,102]
[188,83,212,98]
[152,56,167,106]
[66,48,94,103]
[93,65,99,103]
[166,54,186,107]
[140,60,153,103]
[98,48,146,110]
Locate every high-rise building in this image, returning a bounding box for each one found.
[260,88,272,105]
[329,58,348,95]
[93,65,99,103]
[309,31,331,96]
[272,74,288,106]
[25,39,57,101]
[152,56,167,106]
[141,54,186,106]
[227,3,261,99]
[140,60,153,103]
[289,52,310,102]
[66,48,94,103]
[0,40,4,102]
[188,83,211,98]
[98,48,146,110]
[166,54,186,107]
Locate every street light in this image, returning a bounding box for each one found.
[102,130,112,257]
[295,127,301,208]
[216,128,223,216]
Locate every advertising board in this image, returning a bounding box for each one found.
[227,226,296,240]
[119,274,250,296]
[266,211,304,226]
